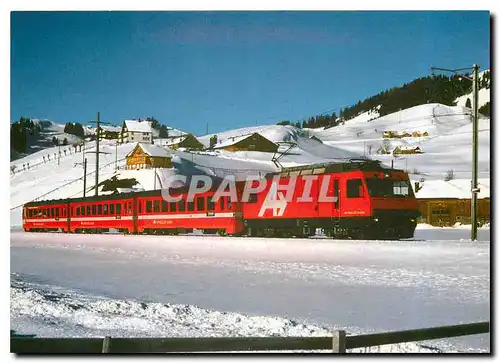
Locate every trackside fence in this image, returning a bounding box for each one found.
[11,321,489,354]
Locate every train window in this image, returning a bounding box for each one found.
[116,203,121,214]
[347,179,364,198]
[98,204,102,215]
[188,201,194,212]
[138,201,142,214]
[161,200,168,212]
[179,199,185,212]
[49,208,53,217]
[334,179,339,209]
[128,202,132,214]
[207,198,215,211]
[110,204,115,214]
[196,197,205,211]
[103,204,108,215]
[146,201,153,213]
[228,200,232,210]
[43,209,47,217]
[92,205,96,215]
[220,197,225,211]
[76,207,80,216]
[170,202,177,212]
[55,208,59,217]
[154,200,160,213]
[81,206,85,216]
[248,193,257,203]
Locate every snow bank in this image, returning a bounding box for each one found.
[10,275,450,353]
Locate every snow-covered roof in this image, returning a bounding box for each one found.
[414,178,490,199]
[126,143,172,158]
[394,146,421,151]
[164,135,189,146]
[212,134,254,149]
[99,125,121,132]
[124,120,152,133]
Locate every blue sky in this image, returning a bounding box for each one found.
[11,11,490,134]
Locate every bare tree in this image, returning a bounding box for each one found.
[379,139,392,154]
[444,169,455,181]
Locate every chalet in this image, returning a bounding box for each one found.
[401,131,412,138]
[212,133,278,153]
[164,134,204,150]
[414,179,490,226]
[411,131,422,137]
[97,125,120,140]
[119,120,153,144]
[392,146,422,155]
[422,131,429,137]
[125,143,173,170]
[383,131,397,138]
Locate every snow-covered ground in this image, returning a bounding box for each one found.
[11,226,490,353]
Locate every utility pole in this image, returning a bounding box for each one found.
[83,158,87,197]
[154,167,157,190]
[88,112,110,197]
[471,64,479,241]
[430,64,480,241]
[74,158,87,198]
[95,112,100,196]
[58,142,61,166]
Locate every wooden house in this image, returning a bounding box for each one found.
[97,125,120,140]
[414,179,490,226]
[393,146,422,155]
[411,131,422,137]
[119,120,153,144]
[383,131,400,139]
[126,143,172,170]
[212,133,278,153]
[164,134,204,150]
[417,198,490,227]
[422,131,429,137]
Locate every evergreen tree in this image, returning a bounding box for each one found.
[479,102,490,117]
[465,98,472,108]
[63,137,68,146]
[159,125,169,138]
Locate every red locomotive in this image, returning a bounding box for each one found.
[22,160,420,239]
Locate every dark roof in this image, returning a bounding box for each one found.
[274,159,403,178]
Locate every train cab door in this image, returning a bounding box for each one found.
[66,200,71,233]
[333,177,341,220]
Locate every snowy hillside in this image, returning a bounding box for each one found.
[308,103,490,181]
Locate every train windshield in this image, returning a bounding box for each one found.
[366,179,414,198]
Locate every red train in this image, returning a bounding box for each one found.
[22,160,420,239]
